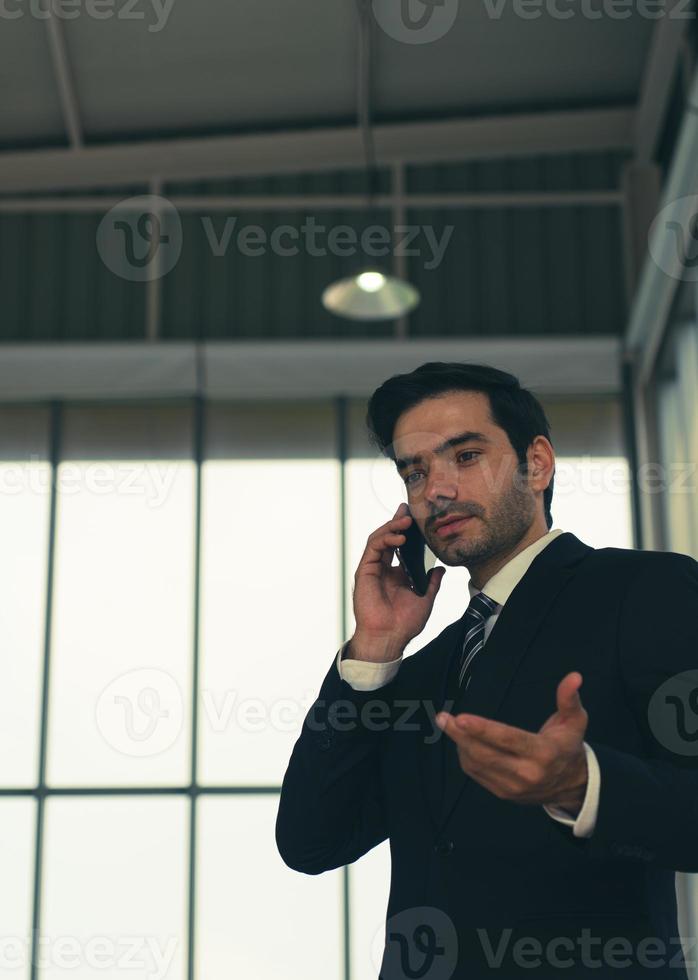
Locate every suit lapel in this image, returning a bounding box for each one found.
[416,619,464,836]
[418,531,593,836]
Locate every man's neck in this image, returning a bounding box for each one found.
[468,524,550,591]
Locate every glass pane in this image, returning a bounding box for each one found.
[658,388,689,553]
[656,321,698,560]
[47,406,196,786]
[0,460,50,786]
[551,456,633,549]
[540,398,625,456]
[0,798,35,980]
[59,404,193,460]
[41,797,188,980]
[0,406,50,462]
[205,401,336,461]
[349,839,391,980]
[196,795,343,979]
[199,458,341,784]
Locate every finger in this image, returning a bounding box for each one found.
[369,511,412,544]
[435,712,516,753]
[358,509,414,575]
[388,506,411,527]
[370,511,413,569]
[439,712,536,757]
[360,528,408,572]
[435,714,521,771]
[423,565,446,599]
[380,530,407,568]
[556,672,585,720]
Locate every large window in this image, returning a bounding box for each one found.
[0,408,49,789]
[48,405,196,788]
[0,395,633,980]
[655,318,698,560]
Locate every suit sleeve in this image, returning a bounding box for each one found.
[552,552,698,871]
[275,648,400,875]
[336,640,403,690]
[543,741,600,837]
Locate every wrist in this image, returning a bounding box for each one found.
[550,751,588,816]
[346,632,404,664]
[551,789,585,817]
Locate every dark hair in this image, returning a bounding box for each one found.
[365,361,555,530]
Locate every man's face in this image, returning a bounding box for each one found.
[392,390,547,567]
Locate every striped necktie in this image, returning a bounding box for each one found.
[458,591,499,689]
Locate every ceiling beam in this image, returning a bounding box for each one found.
[0,107,634,194]
[0,190,622,212]
[0,337,622,402]
[635,3,690,164]
[43,3,83,149]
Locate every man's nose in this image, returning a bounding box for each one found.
[423,462,458,504]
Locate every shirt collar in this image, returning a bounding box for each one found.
[467,528,566,608]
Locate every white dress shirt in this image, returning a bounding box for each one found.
[335,527,600,838]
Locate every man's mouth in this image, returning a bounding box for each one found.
[433,516,475,537]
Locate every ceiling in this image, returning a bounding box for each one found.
[0,1,694,346]
[0,0,658,150]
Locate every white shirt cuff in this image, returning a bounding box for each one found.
[543,742,600,838]
[335,640,402,691]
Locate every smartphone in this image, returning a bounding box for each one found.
[396,507,437,596]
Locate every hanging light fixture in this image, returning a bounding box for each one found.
[321,270,419,321]
[322,0,420,321]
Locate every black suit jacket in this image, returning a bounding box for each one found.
[276,532,698,978]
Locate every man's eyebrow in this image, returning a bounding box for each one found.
[395,430,491,470]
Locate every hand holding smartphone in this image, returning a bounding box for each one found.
[347,503,445,664]
[395,505,437,596]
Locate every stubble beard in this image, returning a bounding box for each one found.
[433,480,537,569]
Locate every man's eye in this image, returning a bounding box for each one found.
[404,452,479,485]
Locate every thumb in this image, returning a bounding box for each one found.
[557,672,586,723]
[425,565,446,599]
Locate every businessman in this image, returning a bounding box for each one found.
[276,362,698,978]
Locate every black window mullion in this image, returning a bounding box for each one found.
[30,399,62,980]
[336,395,352,980]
